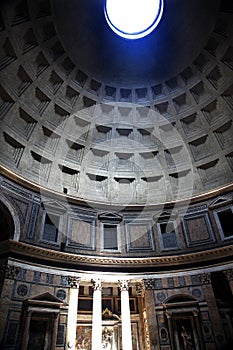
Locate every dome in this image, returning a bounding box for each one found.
[0,2,233,350]
[0,0,232,208]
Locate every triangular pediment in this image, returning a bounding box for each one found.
[98,212,122,223]
[208,196,232,209]
[29,292,62,303]
[42,200,67,212]
[154,210,173,220]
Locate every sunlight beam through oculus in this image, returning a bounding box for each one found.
[104,0,164,40]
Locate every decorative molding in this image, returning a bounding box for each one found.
[0,264,20,279]
[143,278,155,290]
[199,273,211,284]
[0,240,233,270]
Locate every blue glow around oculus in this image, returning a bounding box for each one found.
[104,0,164,40]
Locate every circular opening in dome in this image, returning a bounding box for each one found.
[104,0,164,40]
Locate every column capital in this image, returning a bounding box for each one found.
[224,269,233,281]
[68,276,80,288]
[119,280,130,291]
[92,278,102,291]
[199,273,211,285]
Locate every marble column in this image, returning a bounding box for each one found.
[91,279,102,350]
[193,310,205,350]
[165,311,175,350]
[21,310,32,350]
[119,280,133,350]
[67,277,80,350]
[200,273,227,349]
[51,312,60,350]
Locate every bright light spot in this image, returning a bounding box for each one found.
[104,0,164,39]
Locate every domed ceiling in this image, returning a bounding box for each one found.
[0,0,233,207]
[52,0,219,86]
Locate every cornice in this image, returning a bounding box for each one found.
[0,240,232,272]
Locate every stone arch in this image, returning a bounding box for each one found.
[0,195,20,241]
[164,293,198,304]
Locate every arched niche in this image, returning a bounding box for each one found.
[0,195,20,241]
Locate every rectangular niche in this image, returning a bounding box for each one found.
[2,132,24,167]
[74,116,90,140]
[164,145,184,169]
[0,38,17,71]
[125,222,155,252]
[140,176,165,201]
[89,148,109,170]
[118,106,132,119]
[214,120,233,149]
[36,126,60,154]
[41,212,61,244]
[197,159,222,187]
[84,173,108,200]
[67,214,96,251]
[159,123,177,142]
[173,93,191,114]
[114,177,135,202]
[101,223,121,252]
[157,221,180,251]
[154,101,171,119]
[213,206,233,241]
[29,151,52,182]
[65,140,85,164]
[139,151,159,169]
[136,106,151,122]
[221,84,233,110]
[0,85,14,119]
[115,152,134,173]
[93,125,111,143]
[138,128,155,146]
[58,165,79,190]
[10,108,36,140]
[182,211,215,247]
[190,81,212,104]
[116,128,133,143]
[181,113,204,136]
[46,104,69,130]
[188,135,214,161]
[201,99,223,125]
[169,170,192,196]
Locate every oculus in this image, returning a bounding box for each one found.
[104,0,164,39]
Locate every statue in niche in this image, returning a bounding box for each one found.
[181,326,193,350]
[102,327,113,349]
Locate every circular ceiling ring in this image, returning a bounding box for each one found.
[104,0,164,39]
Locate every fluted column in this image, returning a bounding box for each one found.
[91,279,102,350]
[193,310,205,350]
[67,277,80,350]
[119,280,133,350]
[165,311,175,350]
